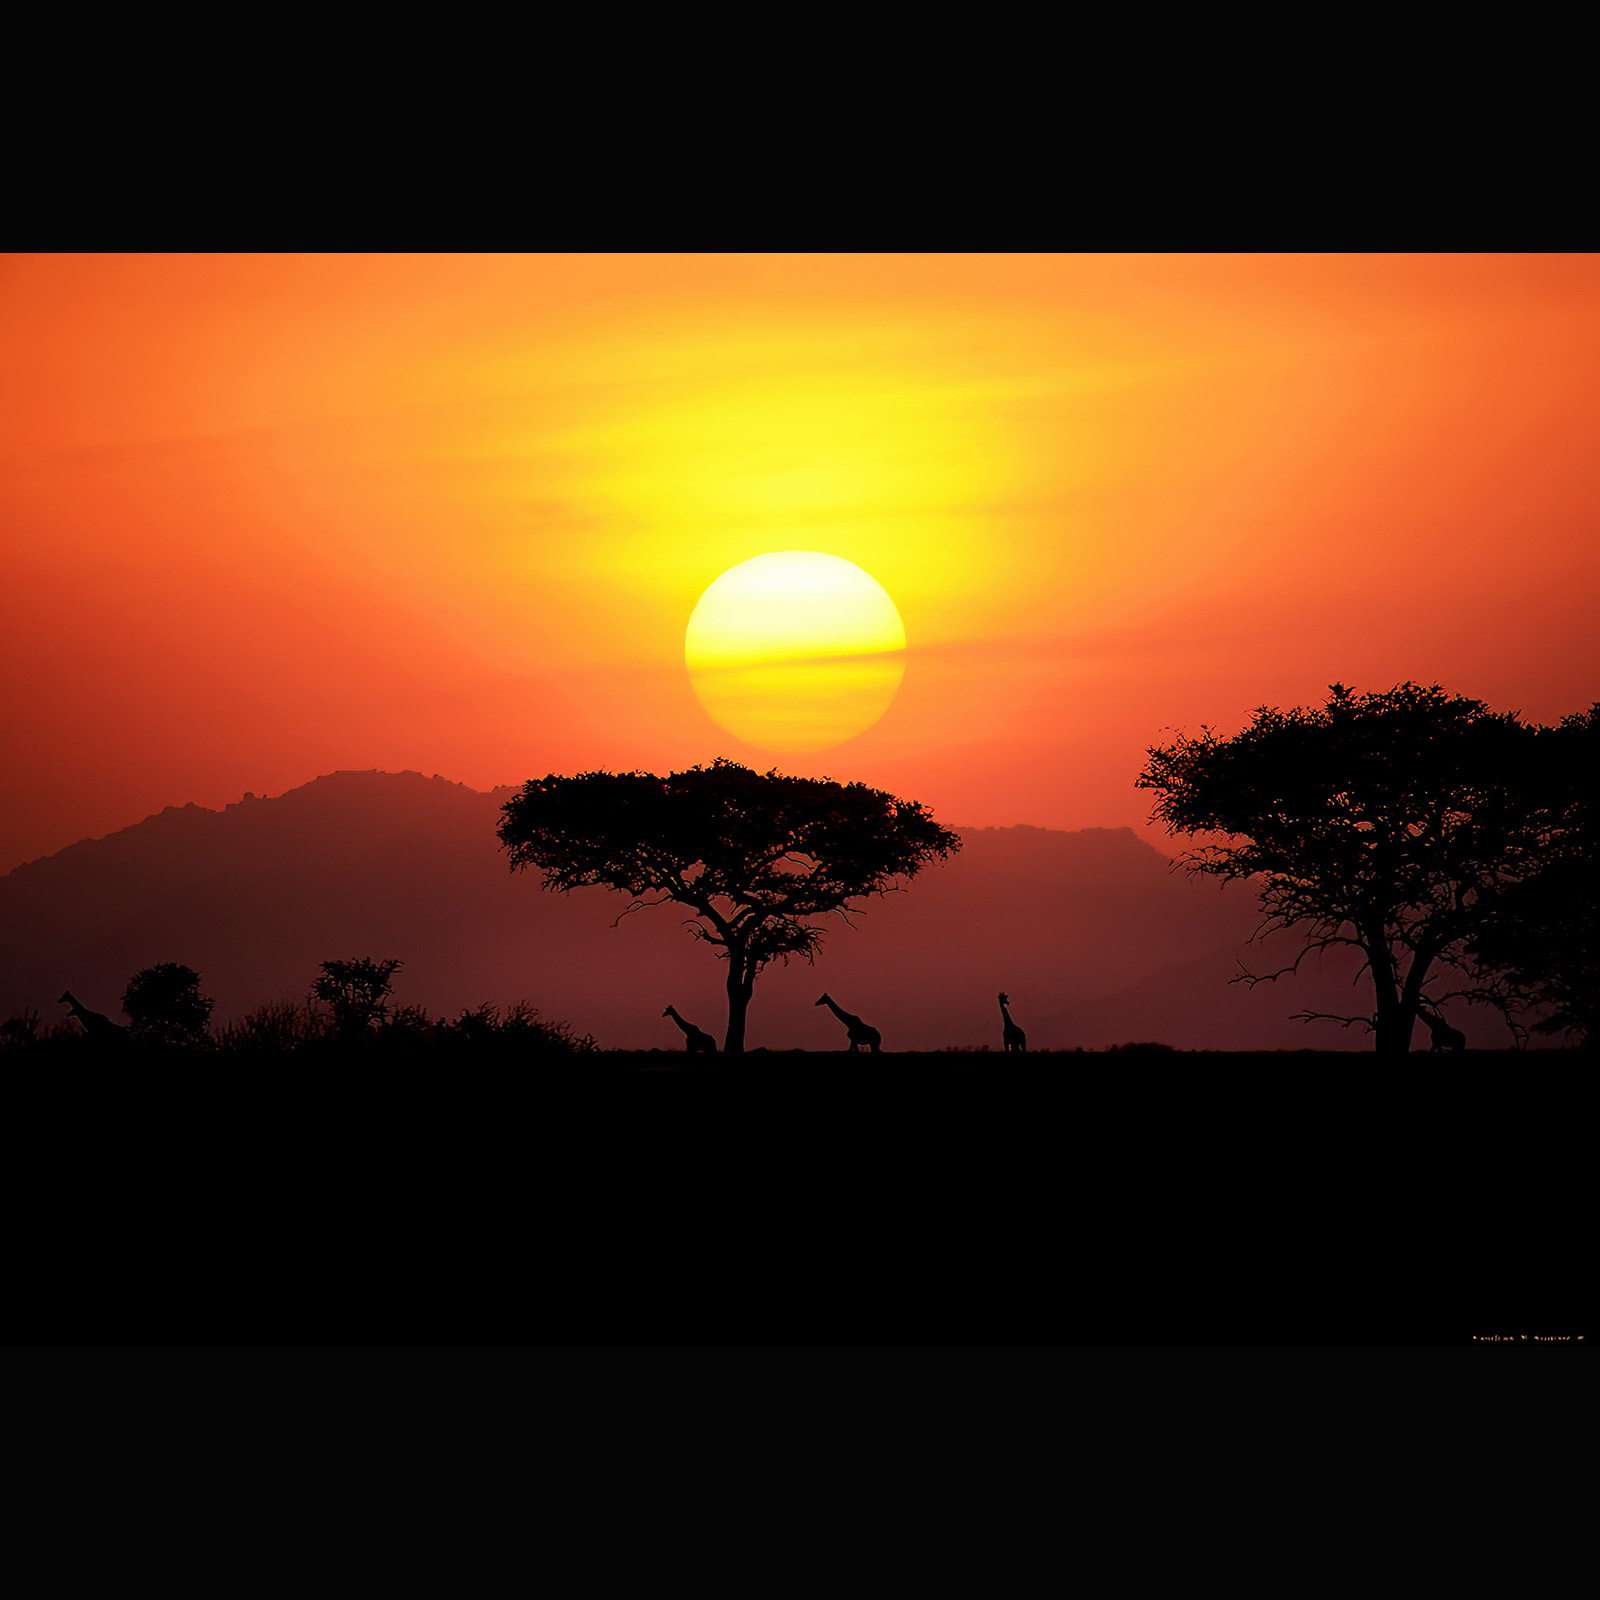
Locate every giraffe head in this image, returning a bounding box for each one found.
[58,990,74,1006]
[815,994,829,1007]
[999,992,1009,1006]
[662,1006,674,1018]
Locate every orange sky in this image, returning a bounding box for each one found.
[4,252,1598,873]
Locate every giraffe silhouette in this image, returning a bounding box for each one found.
[1418,1005,1466,1053]
[998,992,1027,1053]
[58,990,128,1041]
[662,1006,717,1053]
[816,993,881,1053]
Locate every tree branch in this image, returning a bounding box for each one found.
[610,895,673,929]
[1290,1010,1377,1032]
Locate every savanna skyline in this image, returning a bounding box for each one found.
[5,255,1589,1348]
[6,252,1599,878]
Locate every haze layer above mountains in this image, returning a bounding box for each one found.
[2,769,1443,1051]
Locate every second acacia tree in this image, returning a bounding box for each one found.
[497,759,961,1053]
[1136,682,1550,1053]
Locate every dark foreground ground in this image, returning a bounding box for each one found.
[4,1045,1586,1346]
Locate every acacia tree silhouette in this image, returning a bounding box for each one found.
[1137,683,1554,1055]
[497,759,961,1053]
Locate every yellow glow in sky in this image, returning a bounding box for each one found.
[685,552,907,751]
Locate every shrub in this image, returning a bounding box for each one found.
[123,963,215,1046]
[0,1011,41,1052]
[311,957,402,1038]
[216,1001,316,1054]
[446,1000,597,1053]
[381,1004,437,1039]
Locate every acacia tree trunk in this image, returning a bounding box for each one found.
[1374,1004,1417,1056]
[1363,926,1415,1056]
[724,953,754,1055]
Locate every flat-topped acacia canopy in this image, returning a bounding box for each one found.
[497,758,961,1053]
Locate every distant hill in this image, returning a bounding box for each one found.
[0,769,1499,1050]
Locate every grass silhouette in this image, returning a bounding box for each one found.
[8,994,597,1063]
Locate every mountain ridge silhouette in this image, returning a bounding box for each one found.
[0,768,1447,1050]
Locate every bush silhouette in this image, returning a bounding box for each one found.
[215,1001,311,1054]
[0,1011,42,1052]
[311,957,402,1038]
[123,963,213,1046]
[200,991,596,1057]
[441,1000,597,1051]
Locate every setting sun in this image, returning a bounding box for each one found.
[685,552,907,751]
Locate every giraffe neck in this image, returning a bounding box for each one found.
[825,997,853,1023]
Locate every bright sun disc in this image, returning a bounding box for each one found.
[686,552,907,752]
